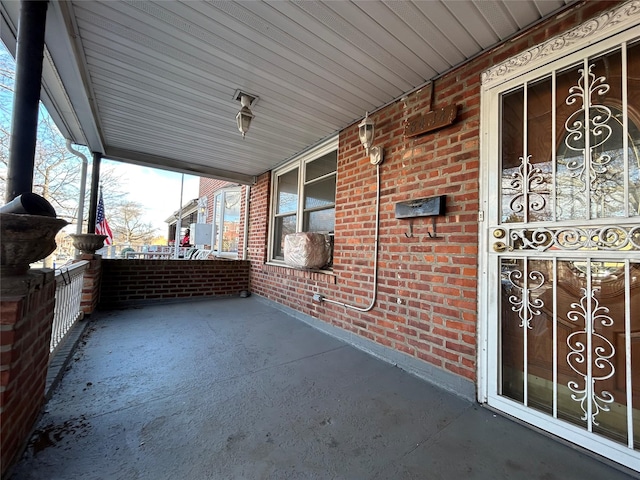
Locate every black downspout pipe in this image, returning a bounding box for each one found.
[5,0,49,203]
[87,152,102,233]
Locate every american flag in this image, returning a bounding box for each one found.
[95,189,113,245]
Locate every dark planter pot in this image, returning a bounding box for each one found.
[0,213,68,276]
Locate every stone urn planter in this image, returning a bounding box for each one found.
[0,213,68,276]
[70,233,108,255]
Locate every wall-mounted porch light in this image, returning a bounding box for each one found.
[234,90,258,139]
[358,112,384,165]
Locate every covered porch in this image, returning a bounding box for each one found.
[7,296,634,479]
[2,0,639,475]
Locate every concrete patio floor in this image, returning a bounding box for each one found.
[8,296,637,479]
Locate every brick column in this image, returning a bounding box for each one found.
[0,270,56,476]
[76,254,102,315]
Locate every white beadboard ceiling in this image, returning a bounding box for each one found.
[1,0,573,184]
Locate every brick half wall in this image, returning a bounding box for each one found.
[1,271,56,476]
[99,260,250,309]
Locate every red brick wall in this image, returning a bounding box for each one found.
[248,1,617,384]
[76,254,102,315]
[0,271,56,476]
[99,259,250,309]
[246,173,270,264]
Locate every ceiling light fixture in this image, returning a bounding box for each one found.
[234,90,258,139]
[358,112,384,165]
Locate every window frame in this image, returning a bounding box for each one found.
[268,136,338,264]
[211,186,242,258]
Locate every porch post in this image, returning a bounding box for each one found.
[87,152,102,233]
[5,0,49,203]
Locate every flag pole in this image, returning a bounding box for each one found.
[173,174,185,259]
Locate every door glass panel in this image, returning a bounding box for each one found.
[629,42,640,217]
[501,257,525,401]
[589,262,637,446]
[500,258,554,414]
[527,77,553,222]
[501,87,525,223]
[556,63,585,220]
[590,50,624,219]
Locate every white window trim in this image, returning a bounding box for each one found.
[268,135,338,264]
[212,186,241,258]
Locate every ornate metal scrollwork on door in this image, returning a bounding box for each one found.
[508,225,640,251]
[566,287,615,426]
[563,63,613,198]
[506,268,545,329]
[508,155,548,217]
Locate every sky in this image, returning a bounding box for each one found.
[1,40,200,237]
[102,160,200,235]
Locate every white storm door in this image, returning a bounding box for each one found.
[483,31,640,471]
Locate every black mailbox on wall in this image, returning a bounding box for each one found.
[394,195,446,219]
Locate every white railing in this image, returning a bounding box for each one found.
[96,245,194,259]
[123,247,213,259]
[51,260,89,355]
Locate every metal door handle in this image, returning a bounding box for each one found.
[493,241,508,253]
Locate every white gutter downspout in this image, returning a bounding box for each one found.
[242,185,251,260]
[65,140,87,235]
[314,162,382,313]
